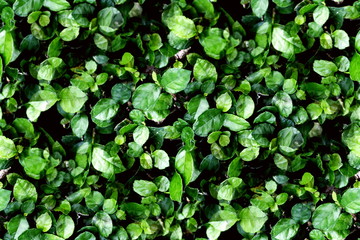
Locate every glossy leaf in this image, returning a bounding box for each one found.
[161,68,192,93]
[59,86,88,113]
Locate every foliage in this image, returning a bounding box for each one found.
[0,0,360,239]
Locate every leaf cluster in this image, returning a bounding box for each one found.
[1,0,360,239]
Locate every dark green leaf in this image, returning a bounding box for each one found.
[193,109,224,137]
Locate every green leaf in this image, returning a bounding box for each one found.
[278,127,304,156]
[0,30,14,65]
[271,218,299,240]
[98,7,124,35]
[13,0,44,17]
[251,0,268,18]
[342,123,360,157]
[208,208,238,232]
[313,60,338,77]
[332,30,349,50]
[37,57,66,81]
[148,33,163,51]
[216,92,232,112]
[91,145,125,178]
[272,91,293,117]
[43,0,70,11]
[14,179,37,202]
[20,149,47,179]
[93,211,113,237]
[272,27,294,56]
[152,150,170,170]
[111,83,131,104]
[8,215,30,239]
[75,232,96,240]
[133,125,149,146]
[313,5,329,26]
[71,114,89,138]
[223,114,250,132]
[175,150,194,185]
[170,171,183,202]
[91,98,119,127]
[28,89,58,113]
[59,86,88,113]
[239,206,268,233]
[132,83,161,111]
[193,109,224,137]
[72,3,95,27]
[193,59,217,82]
[312,203,341,231]
[341,188,360,213]
[60,27,80,41]
[236,95,255,119]
[168,15,197,39]
[133,180,158,196]
[200,28,227,59]
[0,189,11,211]
[160,68,192,93]
[217,177,245,201]
[350,51,360,81]
[36,212,52,232]
[291,203,311,224]
[0,136,17,159]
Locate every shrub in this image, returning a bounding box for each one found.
[1,0,360,239]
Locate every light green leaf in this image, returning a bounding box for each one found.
[14,179,37,202]
[133,125,149,146]
[175,150,194,185]
[272,91,293,117]
[342,123,360,157]
[59,86,88,113]
[133,180,158,196]
[36,212,52,232]
[168,15,197,39]
[271,218,299,240]
[350,51,360,81]
[153,150,170,170]
[0,136,17,159]
[193,109,224,137]
[217,177,245,201]
[0,189,11,211]
[251,0,269,18]
[170,171,183,202]
[132,83,161,111]
[29,89,58,112]
[313,60,338,77]
[43,0,70,11]
[332,30,349,50]
[0,30,15,65]
[313,5,329,26]
[91,145,125,178]
[93,211,113,237]
[193,59,217,82]
[160,68,192,94]
[91,98,119,127]
[13,0,44,17]
[216,92,232,112]
[94,33,108,51]
[223,114,250,132]
[239,206,268,233]
[71,114,89,138]
[60,27,80,41]
[236,95,255,119]
[272,27,294,56]
[341,188,360,213]
[312,203,341,231]
[37,57,66,81]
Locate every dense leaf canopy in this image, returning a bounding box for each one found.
[1,0,360,239]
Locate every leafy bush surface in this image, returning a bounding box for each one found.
[1,0,360,239]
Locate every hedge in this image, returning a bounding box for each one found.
[1,0,360,239]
